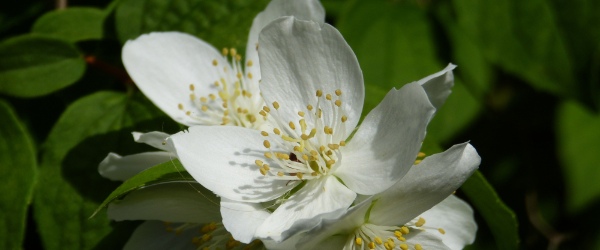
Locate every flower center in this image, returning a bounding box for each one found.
[162,221,263,250]
[177,48,265,129]
[255,89,349,181]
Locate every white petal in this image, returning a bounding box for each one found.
[403,230,452,250]
[245,0,325,85]
[258,17,364,138]
[124,221,199,250]
[418,63,457,110]
[335,82,436,195]
[108,183,221,223]
[369,143,480,226]
[122,32,226,126]
[132,131,172,151]
[220,198,270,243]
[98,151,174,181]
[170,126,295,202]
[255,176,356,242]
[418,195,477,250]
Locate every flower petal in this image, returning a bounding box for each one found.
[122,32,226,126]
[418,63,457,110]
[402,230,452,250]
[108,183,221,223]
[98,151,173,181]
[258,17,364,139]
[335,82,436,195]
[255,176,356,242]
[417,195,477,250]
[132,131,172,152]
[124,221,199,250]
[245,0,325,86]
[170,125,296,202]
[369,142,480,226]
[220,198,270,243]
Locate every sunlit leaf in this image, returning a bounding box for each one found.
[462,171,520,250]
[0,99,37,250]
[0,35,85,98]
[33,91,170,250]
[557,101,600,213]
[92,159,193,218]
[32,7,106,42]
[337,0,480,143]
[115,0,269,51]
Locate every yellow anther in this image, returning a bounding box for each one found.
[186,111,191,116]
[317,109,322,118]
[247,60,253,67]
[261,131,268,136]
[222,48,228,56]
[235,54,242,61]
[307,104,313,111]
[200,97,208,103]
[263,164,270,171]
[368,242,375,249]
[248,72,253,79]
[325,150,332,156]
[417,152,426,157]
[415,244,423,250]
[202,234,212,241]
[399,243,408,250]
[277,172,284,176]
[264,152,272,158]
[190,94,196,100]
[438,228,446,234]
[339,140,346,146]
[328,144,339,150]
[222,102,228,108]
[319,146,326,152]
[263,106,271,112]
[416,217,426,227]
[255,160,264,167]
[298,111,305,117]
[301,134,309,140]
[276,153,289,160]
[222,117,230,124]
[230,48,237,56]
[289,121,296,130]
[341,116,348,122]
[292,146,301,151]
[302,154,309,161]
[236,72,242,79]
[223,110,230,116]
[259,110,267,116]
[414,159,422,165]
[248,115,257,123]
[209,94,216,100]
[401,226,410,234]
[394,231,402,237]
[316,90,323,97]
[259,168,268,175]
[398,236,406,242]
[335,100,342,107]
[273,101,280,109]
[296,173,303,179]
[263,140,271,148]
[310,150,318,156]
[214,81,219,86]
[212,59,218,66]
[189,84,195,91]
[273,128,281,135]
[178,103,184,110]
[374,237,383,245]
[335,89,342,96]
[355,237,363,245]
[327,160,335,166]
[326,94,332,100]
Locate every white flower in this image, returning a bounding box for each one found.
[294,143,480,250]
[170,16,460,243]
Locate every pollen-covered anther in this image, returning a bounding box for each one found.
[212,59,218,66]
[326,94,332,100]
[307,104,313,111]
[328,144,339,150]
[415,244,423,250]
[414,159,422,165]
[222,48,228,56]
[289,121,296,130]
[247,72,253,79]
[263,106,270,113]
[355,237,363,245]
[246,60,253,67]
[273,128,281,135]
[341,115,348,123]
[276,153,290,160]
[417,152,426,158]
[200,97,208,103]
[339,140,346,146]
[255,160,264,167]
[296,172,304,179]
[261,131,269,136]
[298,111,305,117]
[335,100,342,107]
[277,172,284,176]
[263,140,271,148]
[273,101,280,109]
[401,226,410,235]
[416,217,426,227]
[399,243,409,250]
[178,103,184,110]
[229,48,237,56]
[374,237,383,245]
[438,228,446,235]
[368,242,375,249]
[316,89,323,97]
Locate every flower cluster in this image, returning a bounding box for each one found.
[99,0,481,249]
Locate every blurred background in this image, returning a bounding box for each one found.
[1,0,598,249]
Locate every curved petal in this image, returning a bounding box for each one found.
[170,126,296,202]
[255,176,356,242]
[132,131,173,152]
[98,151,174,181]
[122,32,227,126]
[124,221,199,250]
[245,0,325,85]
[258,17,364,139]
[418,63,457,110]
[417,195,477,250]
[220,198,270,243]
[369,143,480,226]
[335,82,435,195]
[402,230,452,250]
[108,183,221,223]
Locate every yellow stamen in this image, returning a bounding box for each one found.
[263,140,271,148]
[212,59,218,66]
[416,217,426,227]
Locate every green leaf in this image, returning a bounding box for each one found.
[32,7,106,42]
[0,99,37,250]
[461,171,519,250]
[557,101,600,213]
[337,0,480,143]
[33,91,169,250]
[0,35,85,98]
[115,0,269,50]
[92,159,193,218]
